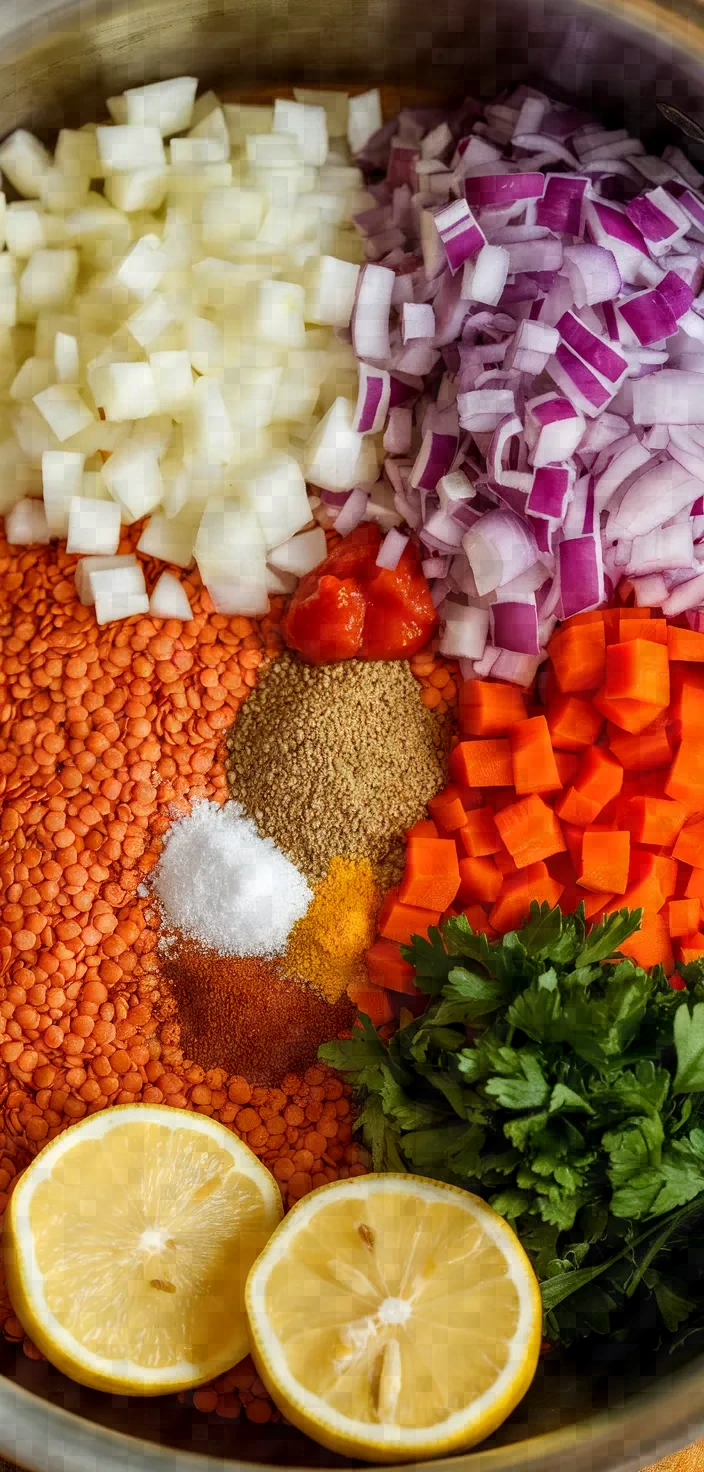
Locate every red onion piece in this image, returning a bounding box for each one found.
[491,598,541,654]
[351,263,395,363]
[376,527,410,570]
[559,534,605,615]
[334,487,369,536]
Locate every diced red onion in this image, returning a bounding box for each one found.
[527,464,572,520]
[351,263,395,363]
[609,458,703,539]
[491,596,541,654]
[376,527,410,570]
[617,288,678,346]
[503,319,558,375]
[422,554,450,578]
[434,197,485,272]
[402,302,435,342]
[625,522,694,575]
[526,392,585,465]
[353,363,391,434]
[383,405,413,455]
[556,310,628,382]
[464,172,546,208]
[632,369,704,424]
[439,603,489,658]
[334,487,370,536]
[662,569,704,614]
[409,430,458,491]
[462,508,538,595]
[563,243,621,306]
[559,533,605,615]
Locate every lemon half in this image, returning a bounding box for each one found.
[4,1103,282,1395]
[245,1173,542,1463]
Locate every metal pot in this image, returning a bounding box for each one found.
[1,0,704,1468]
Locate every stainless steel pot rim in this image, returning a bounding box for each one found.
[1,1349,704,1472]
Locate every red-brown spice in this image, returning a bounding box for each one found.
[162,943,355,1084]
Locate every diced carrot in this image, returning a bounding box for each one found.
[618,606,653,620]
[553,749,580,786]
[457,856,503,905]
[654,854,681,899]
[556,746,623,826]
[427,784,467,834]
[494,794,566,868]
[378,887,441,945]
[618,912,674,973]
[621,796,687,848]
[511,715,562,796]
[494,846,518,876]
[565,610,608,627]
[579,830,630,895]
[686,867,704,901]
[561,822,584,869]
[547,695,604,751]
[459,679,527,736]
[546,851,577,887]
[555,786,602,826]
[457,807,501,858]
[673,817,704,868]
[679,934,704,965]
[668,899,701,939]
[365,939,420,995]
[399,837,460,913]
[450,738,513,788]
[605,859,664,916]
[666,738,704,811]
[406,818,439,841]
[594,687,666,735]
[669,666,704,728]
[489,868,564,934]
[582,891,615,919]
[347,978,394,1025]
[548,621,606,693]
[460,903,496,938]
[618,619,668,645]
[608,724,672,770]
[605,640,670,707]
[667,625,704,662]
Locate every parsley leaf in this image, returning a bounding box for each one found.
[674,1001,704,1093]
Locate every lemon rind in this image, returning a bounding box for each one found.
[245,1173,542,1462]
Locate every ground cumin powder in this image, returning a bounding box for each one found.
[225,654,449,886]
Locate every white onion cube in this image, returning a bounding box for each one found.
[0,131,52,198]
[102,361,159,421]
[439,604,490,659]
[124,77,198,136]
[92,563,150,625]
[171,135,229,168]
[273,98,328,167]
[54,331,80,383]
[265,563,298,595]
[195,497,266,582]
[66,495,121,554]
[96,125,166,173]
[254,279,305,347]
[347,90,382,156]
[0,255,17,327]
[42,448,85,534]
[303,396,366,492]
[6,496,50,544]
[241,453,312,549]
[75,552,138,605]
[268,525,326,576]
[33,384,95,441]
[305,255,360,327]
[200,186,266,247]
[223,103,273,145]
[105,168,168,213]
[10,357,54,402]
[6,203,47,257]
[149,349,194,416]
[137,508,196,567]
[115,234,166,298]
[18,248,79,319]
[101,442,162,519]
[185,375,235,464]
[126,292,175,349]
[149,569,193,620]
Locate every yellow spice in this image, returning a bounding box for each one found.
[284,857,380,1003]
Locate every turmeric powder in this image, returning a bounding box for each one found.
[284,857,381,1002]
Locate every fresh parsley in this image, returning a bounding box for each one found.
[319,904,704,1347]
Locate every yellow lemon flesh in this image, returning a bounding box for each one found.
[246,1173,542,1464]
[5,1103,282,1395]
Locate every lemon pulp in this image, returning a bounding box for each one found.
[5,1103,282,1394]
[246,1172,542,1463]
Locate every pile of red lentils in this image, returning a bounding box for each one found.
[0,520,456,1424]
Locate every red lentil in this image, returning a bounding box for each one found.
[0,521,372,1424]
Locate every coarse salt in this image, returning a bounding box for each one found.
[152,799,312,956]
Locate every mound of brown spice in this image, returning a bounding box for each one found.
[225,653,449,886]
[161,940,355,1084]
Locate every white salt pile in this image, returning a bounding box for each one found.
[153,799,312,956]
